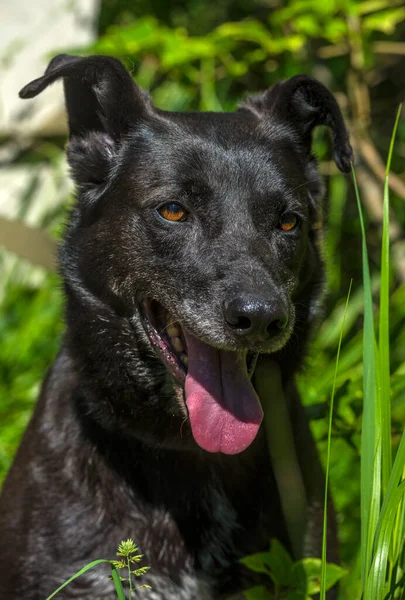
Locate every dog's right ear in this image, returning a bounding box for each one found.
[243,75,353,174]
[19,54,150,187]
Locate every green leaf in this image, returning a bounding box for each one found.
[291,559,347,595]
[357,0,396,15]
[266,539,294,586]
[363,7,405,33]
[243,585,273,599]
[240,553,273,576]
[241,539,293,585]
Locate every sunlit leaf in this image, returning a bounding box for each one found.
[243,585,273,599]
[291,558,347,594]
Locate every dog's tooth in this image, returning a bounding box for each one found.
[181,354,188,367]
[172,337,184,353]
[167,324,180,338]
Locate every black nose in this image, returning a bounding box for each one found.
[223,295,289,340]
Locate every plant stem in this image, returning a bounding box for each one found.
[255,359,307,559]
[127,556,133,600]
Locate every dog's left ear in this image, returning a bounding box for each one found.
[19,54,151,188]
[244,75,353,173]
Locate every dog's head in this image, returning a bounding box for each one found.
[20,55,352,455]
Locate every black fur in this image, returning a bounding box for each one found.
[0,54,352,599]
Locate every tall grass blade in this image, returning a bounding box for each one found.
[368,479,405,599]
[45,560,138,599]
[370,430,405,596]
[320,281,352,600]
[111,565,127,600]
[394,464,405,574]
[44,559,111,599]
[352,164,380,598]
[379,105,402,495]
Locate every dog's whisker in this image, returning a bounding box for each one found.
[179,416,188,439]
[157,319,180,337]
[289,179,320,195]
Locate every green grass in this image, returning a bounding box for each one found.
[318,106,405,600]
[352,158,381,599]
[354,106,405,600]
[319,107,405,600]
[320,281,352,600]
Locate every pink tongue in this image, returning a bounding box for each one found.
[184,332,263,455]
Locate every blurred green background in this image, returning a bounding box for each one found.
[0,0,404,588]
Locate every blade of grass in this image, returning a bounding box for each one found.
[394,463,405,567]
[352,164,380,598]
[368,479,405,599]
[111,565,127,600]
[370,430,405,593]
[379,104,402,496]
[320,280,352,600]
[45,559,112,600]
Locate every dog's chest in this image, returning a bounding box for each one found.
[143,482,240,569]
[123,444,280,598]
[143,485,242,599]
[197,484,240,570]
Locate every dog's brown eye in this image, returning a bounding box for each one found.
[279,213,298,232]
[158,203,187,222]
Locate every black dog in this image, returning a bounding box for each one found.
[0,54,352,599]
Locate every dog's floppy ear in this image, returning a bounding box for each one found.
[244,75,353,173]
[19,54,150,186]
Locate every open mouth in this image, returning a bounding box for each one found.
[141,299,259,383]
[141,299,263,455]
[141,299,189,384]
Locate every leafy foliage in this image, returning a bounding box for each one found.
[88,0,405,118]
[241,539,347,599]
[0,274,63,478]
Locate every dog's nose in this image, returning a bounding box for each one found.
[223,296,288,340]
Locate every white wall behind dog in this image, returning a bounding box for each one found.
[0,0,99,137]
[0,0,99,277]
